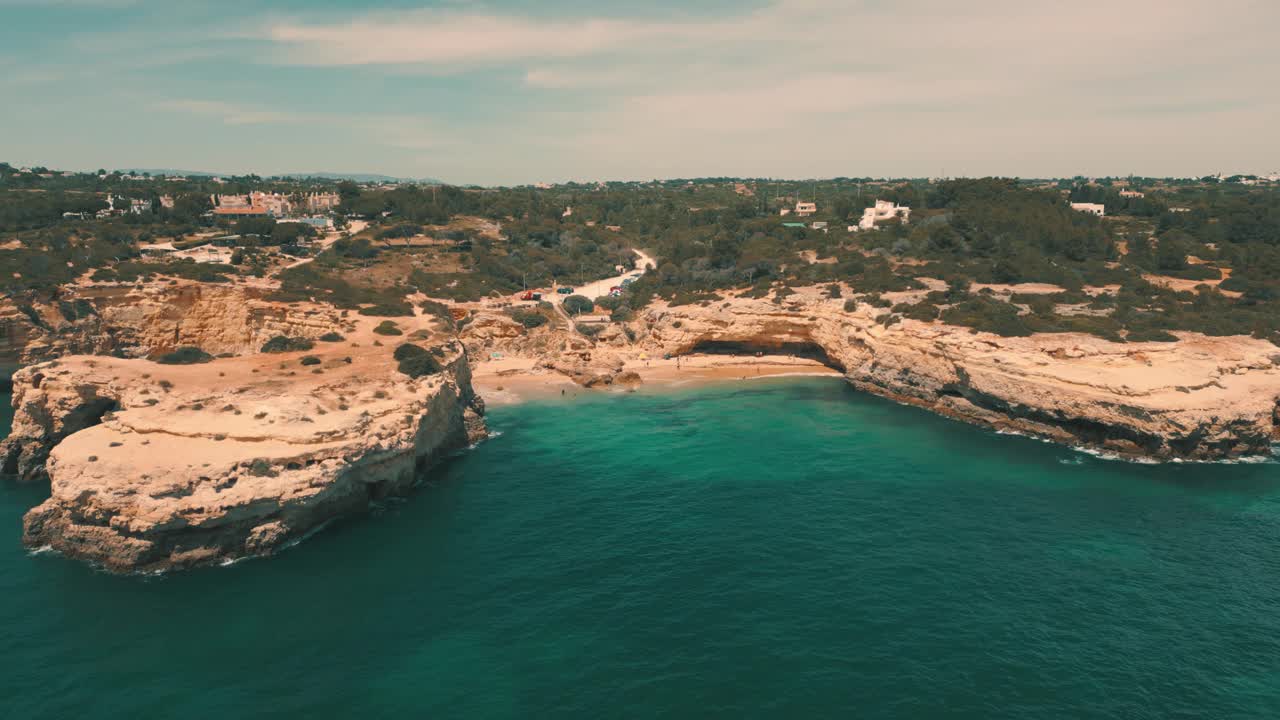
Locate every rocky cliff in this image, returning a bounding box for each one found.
[0,280,344,388]
[630,289,1280,461]
[3,311,485,573]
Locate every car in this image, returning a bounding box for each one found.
[557,287,574,294]
[620,278,635,286]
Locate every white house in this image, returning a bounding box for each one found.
[857,199,910,230]
[795,201,817,217]
[1119,189,1145,199]
[1070,202,1105,217]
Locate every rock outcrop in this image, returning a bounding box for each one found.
[633,289,1280,461]
[0,281,345,384]
[2,311,485,573]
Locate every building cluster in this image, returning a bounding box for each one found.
[210,191,341,218]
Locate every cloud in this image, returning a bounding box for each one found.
[10,0,1279,183]
[154,99,297,126]
[152,98,449,151]
[265,13,656,67]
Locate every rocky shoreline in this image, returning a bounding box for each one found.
[461,286,1280,462]
[1,285,486,573]
[5,279,1280,572]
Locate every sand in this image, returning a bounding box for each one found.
[471,353,841,405]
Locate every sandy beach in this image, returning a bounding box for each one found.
[471,353,842,405]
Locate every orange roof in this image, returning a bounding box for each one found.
[213,206,268,215]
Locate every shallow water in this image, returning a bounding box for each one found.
[3,379,1280,718]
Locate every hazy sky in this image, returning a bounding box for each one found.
[2,0,1277,185]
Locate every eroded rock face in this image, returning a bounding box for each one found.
[3,312,485,573]
[635,291,1280,461]
[0,281,346,377]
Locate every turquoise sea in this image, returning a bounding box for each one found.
[4,378,1280,718]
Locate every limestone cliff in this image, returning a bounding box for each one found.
[0,281,345,387]
[631,289,1280,461]
[3,311,485,573]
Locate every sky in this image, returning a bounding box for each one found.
[1,0,1277,185]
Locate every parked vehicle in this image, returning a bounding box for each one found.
[557,287,574,294]
[520,291,542,301]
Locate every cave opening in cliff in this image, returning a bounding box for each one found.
[63,397,120,436]
[685,340,846,373]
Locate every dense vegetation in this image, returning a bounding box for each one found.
[6,160,1280,344]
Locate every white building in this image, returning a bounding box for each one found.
[1119,189,1145,199]
[1070,202,1105,217]
[300,192,341,212]
[249,191,291,217]
[212,193,251,208]
[857,199,911,230]
[795,201,817,217]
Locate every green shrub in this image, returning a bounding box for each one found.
[419,300,457,330]
[510,310,548,328]
[593,294,624,311]
[576,323,604,337]
[261,336,314,353]
[155,346,213,364]
[374,320,403,336]
[941,297,1031,337]
[1126,327,1179,342]
[357,301,414,317]
[318,332,345,342]
[394,343,443,378]
[902,302,940,321]
[299,355,321,366]
[563,295,593,315]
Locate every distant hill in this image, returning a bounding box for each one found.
[275,172,444,184]
[121,168,221,177]
[122,169,442,184]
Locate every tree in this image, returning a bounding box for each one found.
[1156,232,1190,271]
[563,295,593,315]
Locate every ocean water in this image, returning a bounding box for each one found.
[4,378,1280,719]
